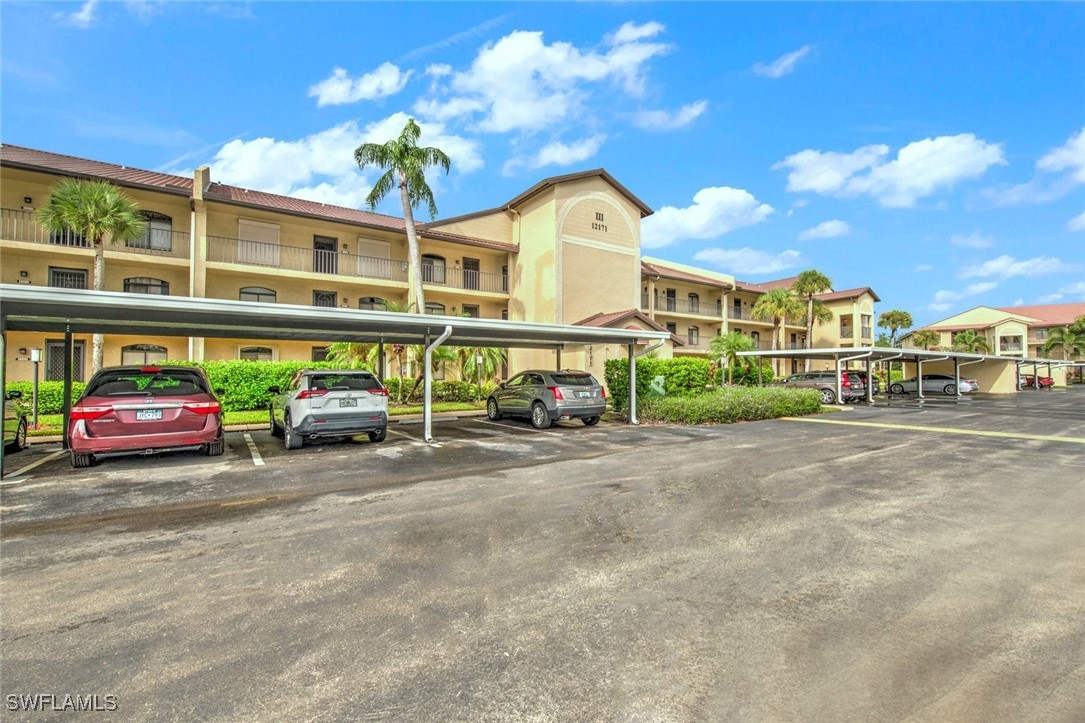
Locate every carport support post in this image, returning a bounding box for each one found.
[556,345,562,371]
[62,327,73,450]
[915,356,925,400]
[0,328,6,479]
[953,357,961,398]
[834,356,842,404]
[628,344,637,425]
[422,326,453,444]
[865,356,874,403]
[377,341,385,383]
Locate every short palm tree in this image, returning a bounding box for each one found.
[459,347,507,384]
[1043,327,1084,362]
[354,118,451,314]
[326,342,380,370]
[877,309,914,347]
[751,288,803,375]
[35,178,148,373]
[791,269,832,369]
[911,329,941,350]
[951,329,990,354]
[709,331,755,385]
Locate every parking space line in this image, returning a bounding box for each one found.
[781,416,1085,445]
[477,419,562,437]
[2,450,68,482]
[243,433,265,466]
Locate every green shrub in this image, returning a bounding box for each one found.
[638,387,821,425]
[726,364,776,387]
[2,381,87,414]
[605,357,717,410]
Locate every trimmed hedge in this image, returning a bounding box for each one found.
[604,357,776,411]
[638,387,821,425]
[3,381,87,415]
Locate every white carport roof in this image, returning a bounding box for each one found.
[737,346,1068,366]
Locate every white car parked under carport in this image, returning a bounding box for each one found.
[888,374,979,396]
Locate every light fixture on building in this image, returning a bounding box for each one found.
[342,244,349,252]
[24,197,32,204]
[20,271,28,277]
[18,348,27,355]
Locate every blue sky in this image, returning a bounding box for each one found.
[3,1,1083,328]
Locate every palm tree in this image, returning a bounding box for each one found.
[709,331,754,385]
[354,118,451,314]
[877,309,914,347]
[1067,316,1085,335]
[326,342,380,369]
[911,329,941,350]
[1043,327,1084,362]
[459,347,507,386]
[35,178,147,373]
[791,269,832,370]
[951,329,990,354]
[751,288,803,375]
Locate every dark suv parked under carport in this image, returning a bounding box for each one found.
[487,370,606,429]
[776,371,866,404]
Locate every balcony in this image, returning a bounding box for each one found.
[650,297,720,316]
[1000,343,1023,352]
[2,208,190,259]
[860,326,872,339]
[840,328,854,339]
[208,236,508,293]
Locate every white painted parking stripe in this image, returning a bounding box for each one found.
[0,475,32,487]
[243,433,265,466]
[477,419,561,437]
[3,449,67,481]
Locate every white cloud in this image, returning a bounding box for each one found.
[1067,210,1085,232]
[915,263,934,272]
[1037,293,1064,303]
[693,248,802,275]
[1012,298,1025,306]
[983,126,1085,206]
[308,64,413,106]
[632,100,708,131]
[798,219,850,241]
[200,114,482,210]
[502,134,606,174]
[950,230,995,248]
[927,282,998,311]
[641,186,774,249]
[416,24,671,133]
[59,0,98,27]
[753,45,812,78]
[775,134,1006,207]
[426,64,453,78]
[957,254,1070,280]
[1037,126,1085,182]
[1055,281,1085,299]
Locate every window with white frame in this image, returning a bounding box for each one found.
[239,346,274,361]
[124,277,169,295]
[121,344,168,365]
[240,286,276,303]
[129,211,173,251]
[421,254,446,284]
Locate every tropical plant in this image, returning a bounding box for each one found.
[35,178,148,373]
[1043,326,1084,361]
[877,309,914,347]
[354,118,451,314]
[326,342,380,370]
[791,269,833,370]
[751,288,803,375]
[911,329,941,350]
[1070,315,1085,335]
[458,347,507,387]
[709,331,755,385]
[951,329,990,354]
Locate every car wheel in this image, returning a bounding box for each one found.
[70,451,94,468]
[368,427,387,443]
[889,383,905,395]
[284,413,303,450]
[10,418,28,452]
[944,384,957,396]
[1018,380,1027,390]
[530,402,552,429]
[486,397,502,421]
[205,434,225,456]
[269,407,283,438]
[819,388,836,404]
[582,416,600,426]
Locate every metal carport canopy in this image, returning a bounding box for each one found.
[0,284,669,453]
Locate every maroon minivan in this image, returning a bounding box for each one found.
[67,366,224,468]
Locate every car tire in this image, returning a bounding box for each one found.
[944,384,957,396]
[70,451,94,468]
[9,418,28,452]
[205,435,225,456]
[889,383,905,395]
[582,416,600,426]
[284,413,303,450]
[368,427,386,443]
[486,397,502,421]
[819,388,837,404]
[269,407,283,438]
[530,402,552,429]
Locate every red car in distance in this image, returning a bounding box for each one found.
[1018,375,1054,389]
[67,366,224,468]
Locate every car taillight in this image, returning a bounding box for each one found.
[548,386,565,400]
[297,389,329,399]
[70,405,111,421]
[183,401,221,414]
[369,387,389,396]
[841,375,851,387]
[140,366,161,373]
[600,387,606,398]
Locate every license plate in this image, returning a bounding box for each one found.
[136,409,163,421]
[577,391,592,398]
[339,398,357,408]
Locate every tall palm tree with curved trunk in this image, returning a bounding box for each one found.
[791,270,832,370]
[1043,326,1084,362]
[709,331,754,385]
[354,118,451,314]
[877,309,914,347]
[35,178,147,373]
[951,329,990,354]
[752,288,803,376]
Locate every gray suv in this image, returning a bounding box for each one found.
[487,370,606,429]
[777,371,866,404]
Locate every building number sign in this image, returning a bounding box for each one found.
[592,211,608,233]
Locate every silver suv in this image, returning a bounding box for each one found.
[777,371,866,404]
[487,370,606,429]
[269,369,388,450]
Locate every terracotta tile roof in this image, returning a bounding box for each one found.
[995,303,1085,326]
[505,168,654,218]
[641,260,732,289]
[815,286,881,303]
[734,276,797,293]
[575,309,684,346]
[2,144,516,252]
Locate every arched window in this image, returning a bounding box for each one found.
[129,211,173,251]
[124,277,169,295]
[425,302,446,316]
[421,254,446,284]
[358,296,386,311]
[121,344,168,365]
[239,346,274,361]
[240,286,276,303]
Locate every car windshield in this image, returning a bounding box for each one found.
[551,373,596,386]
[309,373,382,391]
[87,370,209,397]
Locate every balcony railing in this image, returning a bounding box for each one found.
[840,328,854,339]
[1000,343,1023,352]
[729,308,762,321]
[208,236,508,293]
[2,208,190,259]
[648,297,721,316]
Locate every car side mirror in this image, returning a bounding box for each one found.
[267,386,281,394]
[5,390,22,400]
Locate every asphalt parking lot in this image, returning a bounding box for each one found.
[2,388,1083,720]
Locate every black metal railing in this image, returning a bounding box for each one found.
[2,208,190,258]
